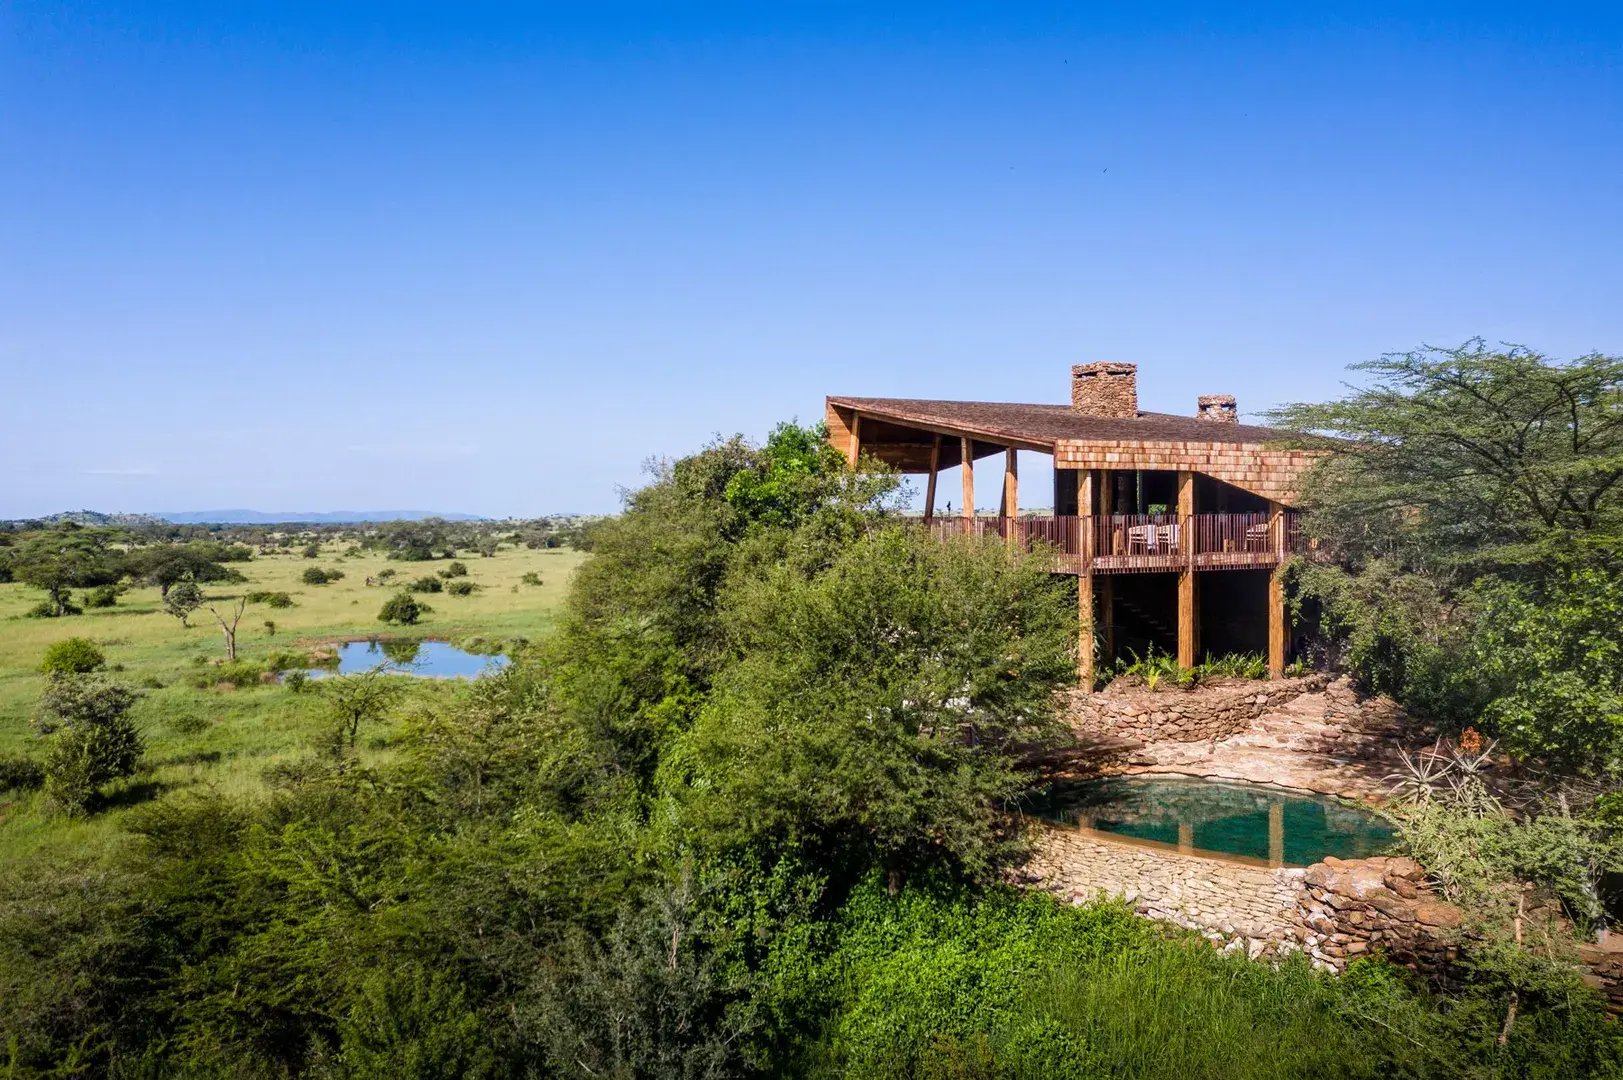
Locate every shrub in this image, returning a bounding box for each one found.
[302,567,345,586]
[379,592,428,625]
[247,591,295,608]
[84,584,120,608]
[40,638,106,675]
[409,576,442,594]
[377,568,398,583]
[263,620,276,637]
[445,579,477,597]
[302,543,320,558]
[0,754,44,792]
[520,571,543,586]
[1197,652,1269,680]
[37,676,143,815]
[441,561,469,578]
[27,598,82,618]
[284,671,309,693]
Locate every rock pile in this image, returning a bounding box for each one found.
[1294,855,1460,974]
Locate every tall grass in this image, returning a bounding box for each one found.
[787,881,1486,1080]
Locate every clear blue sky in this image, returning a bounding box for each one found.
[3,2,1620,517]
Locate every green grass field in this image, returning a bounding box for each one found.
[0,542,585,866]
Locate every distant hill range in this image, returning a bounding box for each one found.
[5,509,485,527]
[5,510,165,528]
[153,510,486,525]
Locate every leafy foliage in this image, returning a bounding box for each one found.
[379,591,428,625]
[36,675,144,814]
[1271,340,1623,572]
[39,636,106,675]
[163,574,205,627]
[9,528,124,616]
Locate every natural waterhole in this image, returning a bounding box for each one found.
[1030,775,1396,867]
[309,639,510,680]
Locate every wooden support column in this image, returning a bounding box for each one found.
[846,412,862,468]
[1002,449,1018,546]
[1096,468,1115,665]
[1268,801,1285,867]
[1176,470,1198,669]
[922,434,941,524]
[1267,499,1287,678]
[960,437,975,523]
[1077,468,1095,687]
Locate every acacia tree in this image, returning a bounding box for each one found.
[10,531,124,616]
[1270,340,1623,575]
[128,544,239,599]
[1273,343,1623,770]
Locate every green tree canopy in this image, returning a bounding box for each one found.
[669,526,1076,884]
[128,542,243,598]
[1270,341,1623,575]
[10,529,125,616]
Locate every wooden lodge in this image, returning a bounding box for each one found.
[825,363,1320,684]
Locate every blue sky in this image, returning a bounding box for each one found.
[3,2,1620,517]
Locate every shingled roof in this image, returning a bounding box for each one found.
[824,395,1292,449]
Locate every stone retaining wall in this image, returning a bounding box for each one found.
[1021,825,1460,974]
[1065,675,1326,744]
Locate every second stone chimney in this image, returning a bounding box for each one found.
[1196,394,1238,423]
[1071,362,1138,419]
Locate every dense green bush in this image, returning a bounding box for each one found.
[441,560,469,578]
[520,571,542,586]
[84,583,121,608]
[445,579,477,597]
[380,591,428,625]
[409,575,443,594]
[40,637,106,675]
[36,675,143,815]
[0,753,45,792]
[247,590,295,608]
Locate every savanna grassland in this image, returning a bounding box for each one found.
[0,539,585,867]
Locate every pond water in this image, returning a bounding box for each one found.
[1030,775,1395,867]
[310,639,510,680]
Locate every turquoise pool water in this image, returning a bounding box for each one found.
[310,639,509,679]
[1032,775,1395,867]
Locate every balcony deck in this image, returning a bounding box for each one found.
[925,512,1310,575]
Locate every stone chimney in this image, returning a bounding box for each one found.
[1071,362,1138,419]
[1196,394,1238,424]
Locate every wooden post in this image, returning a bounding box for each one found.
[1003,449,1018,546]
[846,412,862,468]
[923,434,941,524]
[1177,470,1198,669]
[1268,499,1287,678]
[1077,468,1095,686]
[1268,801,1285,867]
[960,437,975,524]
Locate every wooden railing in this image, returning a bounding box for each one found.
[923,512,1311,573]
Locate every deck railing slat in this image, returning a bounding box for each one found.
[922,512,1310,573]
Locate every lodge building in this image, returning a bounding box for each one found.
[825,363,1320,683]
